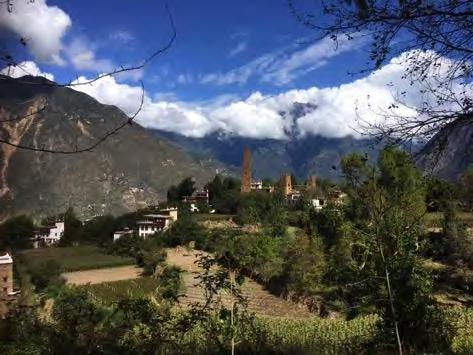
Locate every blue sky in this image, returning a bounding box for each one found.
[0,0,439,139]
[4,0,370,99]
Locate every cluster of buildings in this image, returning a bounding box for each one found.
[114,206,178,241]
[240,147,346,210]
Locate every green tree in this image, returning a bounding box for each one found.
[167,177,197,204]
[0,215,34,250]
[343,147,433,353]
[81,215,116,245]
[459,166,473,212]
[30,259,64,291]
[61,207,83,245]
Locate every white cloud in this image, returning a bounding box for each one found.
[176,73,193,85]
[0,0,71,64]
[10,51,464,141]
[110,30,135,44]
[66,51,435,140]
[201,34,365,86]
[65,37,115,73]
[0,61,54,81]
[229,41,247,57]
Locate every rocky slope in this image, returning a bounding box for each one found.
[0,75,219,221]
[416,117,473,180]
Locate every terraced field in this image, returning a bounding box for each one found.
[167,248,312,318]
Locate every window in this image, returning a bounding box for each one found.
[3,287,6,293]
[3,277,7,283]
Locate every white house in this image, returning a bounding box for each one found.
[137,215,173,237]
[310,198,326,211]
[113,228,133,242]
[33,221,65,247]
[136,207,178,238]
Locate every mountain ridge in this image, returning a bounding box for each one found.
[0,75,220,221]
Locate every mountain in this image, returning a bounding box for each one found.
[0,75,220,221]
[151,102,378,181]
[416,117,473,180]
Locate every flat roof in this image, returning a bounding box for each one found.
[143,214,173,218]
[0,253,13,265]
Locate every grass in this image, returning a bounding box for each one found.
[425,212,473,227]
[194,213,236,221]
[19,245,134,272]
[83,277,161,304]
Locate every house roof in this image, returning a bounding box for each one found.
[143,214,173,219]
[0,253,13,265]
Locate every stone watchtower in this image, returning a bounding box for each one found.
[306,175,317,193]
[280,174,292,196]
[0,253,13,296]
[241,147,252,193]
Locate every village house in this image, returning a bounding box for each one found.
[136,207,178,238]
[32,220,65,247]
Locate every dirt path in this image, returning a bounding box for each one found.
[166,248,312,318]
[63,265,143,285]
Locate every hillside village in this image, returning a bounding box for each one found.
[27,147,346,249]
[1,0,473,354]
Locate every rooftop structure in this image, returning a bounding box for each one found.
[113,228,133,242]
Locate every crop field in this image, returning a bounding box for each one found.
[19,245,134,272]
[63,265,143,285]
[83,277,160,303]
[425,212,473,227]
[166,248,313,318]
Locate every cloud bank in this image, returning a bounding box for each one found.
[0,0,71,64]
[67,52,425,140]
[0,61,54,81]
[4,51,463,141]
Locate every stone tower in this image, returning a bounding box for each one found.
[0,253,13,296]
[280,173,292,196]
[306,175,317,193]
[241,147,251,193]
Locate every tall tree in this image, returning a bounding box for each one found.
[341,146,433,353]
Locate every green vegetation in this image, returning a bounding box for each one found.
[254,314,380,354]
[19,246,134,272]
[3,147,473,354]
[425,211,473,227]
[84,266,183,304]
[0,215,34,250]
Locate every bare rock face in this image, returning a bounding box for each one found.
[0,75,218,221]
[416,117,473,180]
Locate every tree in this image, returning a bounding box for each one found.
[459,165,473,211]
[30,259,64,291]
[167,177,197,204]
[341,146,433,353]
[425,176,458,212]
[0,215,34,249]
[206,175,241,214]
[289,0,473,150]
[60,207,82,245]
[81,215,116,245]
